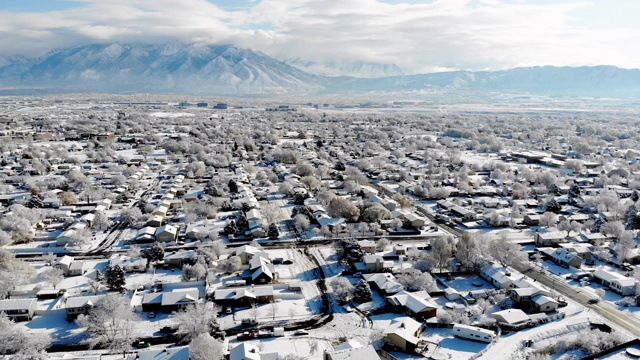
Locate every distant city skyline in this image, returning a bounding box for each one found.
[1,0,639,74]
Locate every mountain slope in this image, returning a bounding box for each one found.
[0,43,324,94]
[281,58,404,78]
[0,43,639,97]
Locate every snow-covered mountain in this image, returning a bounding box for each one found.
[0,43,324,94]
[281,58,404,78]
[0,43,639,97]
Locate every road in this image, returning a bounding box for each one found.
[423,206,640,338]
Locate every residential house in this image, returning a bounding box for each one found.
[235,245,269,265]
[229,342,279,360]
[535,232,567,246]
[386,290,438,319]
[109,254,147,273]
[141,289,200,312]
[357,240,376,254]
[66,295,104,320]
[532,295,559,313]
[68,260,87,276]
[164,250,197,268]
[155,224,178,243]
[363,273,404,295]
[213,285,275,307]
[138,346,189,360]
[362,255,389,273]
[592,269,637,296]
[54,255,75,275]
[249,256,276,284]
[0,299,37,321]
[491,308,530,326]
[480,264,515,289]
[539,247,582,269]
[383,316,423,353]
[324,344,381,360]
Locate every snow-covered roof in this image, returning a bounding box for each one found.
[66,295,104,309]
[138,346,189,360]
[0,298,36,311]
[384,317,422,344]
[491,309,530,325]
[325,344,380,360]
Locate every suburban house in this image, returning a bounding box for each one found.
[491,308,530,326]
[54,255,75,275]
[323,343,380,360]
[213,285,275,306]
[235,245,269,265]
[386,290,438,319]
[363,273,404,295]
[68,260,87,276]
[229,342,279,360]
[361,255,393,273]
[357,239,376,254]
[164,250,197,268]
[480,264,516,289]
[0,299,37,321]
[534,232,567,246]
[155,224,178,242]
[248,256,277,284]
[531,295,559,313]
[383,316,424,353]
[141,289,200,312]
[109,254,148,273]
[539,247,582,269]
[66,295,104,320]
[592,269,637,296]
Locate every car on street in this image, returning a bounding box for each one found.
[588,298,600,304]
[293,330,309,336]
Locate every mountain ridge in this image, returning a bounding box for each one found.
[0,43,639,97]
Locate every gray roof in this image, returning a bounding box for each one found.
[0,298,36,311]
[66,295,104,309]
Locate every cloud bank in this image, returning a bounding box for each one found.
[0,0,638,73]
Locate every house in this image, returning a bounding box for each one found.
[383,316,423,353]
[138,346,189,360]
[539,247,582,269]
[480,264,515,289]
[141,289,200,312]
[146,215,163,228]
[68,260,87,276]
[450,206,476,221]
[109,254,147,273]
[364,273,404,295]
[362,255,389,273]
[394,244,407,255]
[532,295,559,313]
[235,245,269,265]
[491,308,530,326]
[523,214,541,226]
[229,342,279,360]
[535,232,567,246]
[54,255,75,275]
[213,285,275,306]
[324,344,381,360]
[136,226,157,243]
[592,269,637,296]
[0,299,37,321]
[404,212,426,228]
[386,290,438,319]
[164,250,197,268]
[357,239,376,254]
[155,224,178,242]
[249,256,277,284]
[66,295,104,320]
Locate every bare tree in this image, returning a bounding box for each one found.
[189,333,224,360]
[539,212,558,227]
[267,301,278,321]
[76,294,140,353]
[249,302,259,322]
[173,302,222,343]
[42,252,57,266]
[430,237,453,273]
[41,267,64,289]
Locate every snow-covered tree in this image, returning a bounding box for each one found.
[76,294,140,353]
[104,264,126,292]
[0,313,50,357]
[330,277,354,304]
[430,237,453,273]
[217,256,242,274]
[189,333,224,360]
[41,267,65,289]
[268,223,280,240]
[173,302,223,343]
[353,279,372,303]
[143,242,165,263]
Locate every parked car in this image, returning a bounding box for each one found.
[588,298,600,304]
[147,312,156,319]
[135,341,151,348]
[293,330,309,336]
[160,325,177,333]
[343,304,354,313]
[237,332,257,341]
[283,259,294,265]
[241,318,258,326]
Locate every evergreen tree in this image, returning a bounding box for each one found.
[544,198,562,213]
[267,223,280,239]
[568,184,581,201]
[204,182,219,197]
[626,205,639,230]
[219,201,233,212]
[632,190,640,203]
[104,264,126,292]
[236,214,249,231]
[224,221,238,235]
[353,279,372,303]
[228,179,238,194]
[241,202,252,213]
[144,242,165,263]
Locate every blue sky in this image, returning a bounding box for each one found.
[0,0,637,72]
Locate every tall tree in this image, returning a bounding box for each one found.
[76,294,140,353]
[104,264,126,292]
[173,302,223,343]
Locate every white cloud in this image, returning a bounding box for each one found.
[0,0,638,73]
